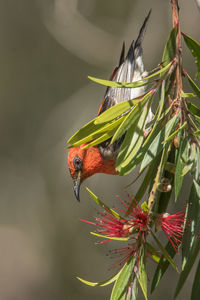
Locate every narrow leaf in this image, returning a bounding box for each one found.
[120,102,150,169]
[174,136,186,201]
[90,232,130,241]
[83,130,114,148]
[77,269,122,287]
[162,27,177,66]
[111,92,152,143]
[180,91,196,98]
[150,229,179,272]
[162,121,187,145]
[182,33,200,78]
[191,259,200,300]
[187,101,200,117]
[175,238,200,298]
[125,157,161,216]
[111,256,136,300]
[151,241,176,293]
[138,244,148,300]
[86,188,123,220]
[71,116,125,147]
[194,130,200,136]
[95,91,153,125]
[110,111,139,145]
[88,76,150,88]
[182,181,200,269]
[140,114,179,171]
[88,62,172,88]
[68,119,100,145]
[185,72,200,98]
[142,81,166,148]
[175,181,200,298]
[118,119,164,176]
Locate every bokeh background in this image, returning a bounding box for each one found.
[0,0,199,299]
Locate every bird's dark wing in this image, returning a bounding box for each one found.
[97,11,152,160]
[97,10,151,116]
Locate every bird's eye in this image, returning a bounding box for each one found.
[73,155,82,171]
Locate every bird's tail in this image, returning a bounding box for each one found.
[106,10,151,103]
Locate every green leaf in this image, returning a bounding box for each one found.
[138,244,148,300]
[118,119,164,176]
[187,101,200,117]
[182,181,200,269]
[150,229,179,272]
[81,117,125,147]
[162,27,177,66]
[140,114,179,171]
[88,62,172,89]
[175,181,200,298]
[181,163,193,176]
[88,76,150,89]
[194,130,200,136]
[95,91,153,125]
[180,91,196,98]
[143,81,166,148]
[125,157,161,216]
[119,101,151,170]
[191,259,200,300]
[129,277,138,300]
[175,238,200,298]
[82,127,117,149]
[195,146,200,183]
[68,115,126,147]
[183,33,200,78]
[90,232,130,241]
[162,121,187,145]
[175,140,196,178]
[68,119,101,145]
[151,241,176,293]
[185,72,200,98]
[86,188,123,220]
[146,242,161,263]
[111,92,152,143]
[116,119,139,169]
[77,268,122,287]
[174,136,187,201]
[110,256,136,300]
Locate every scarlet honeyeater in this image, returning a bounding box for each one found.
[68,11,153,201]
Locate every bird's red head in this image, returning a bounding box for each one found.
[68,145,117,201]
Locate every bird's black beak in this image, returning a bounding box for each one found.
[73,171,81,201]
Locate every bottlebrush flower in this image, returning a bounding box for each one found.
[157,210,185,251]
[80,195,151,243]
[80,210,131,243]
[117,195,150,240]
[107,244,138,270]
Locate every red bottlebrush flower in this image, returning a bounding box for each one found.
[158,210,185,252]
[117,196,150,240]
[80,210,132,244]
[108,244,137,270]
[129,205,150,240]
[80,195,151,243]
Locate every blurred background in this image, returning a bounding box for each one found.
[0,0,199,299]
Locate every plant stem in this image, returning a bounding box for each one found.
[171,0,183,115]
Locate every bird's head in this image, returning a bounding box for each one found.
[68,145,117,201]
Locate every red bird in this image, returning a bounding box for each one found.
[68,11,152,201]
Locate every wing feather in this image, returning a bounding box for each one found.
[98,10,151,116]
